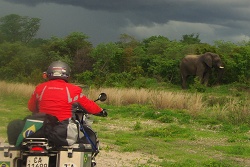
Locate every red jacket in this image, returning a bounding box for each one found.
[28,79,102,121]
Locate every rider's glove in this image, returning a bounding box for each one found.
[95,109,108,117]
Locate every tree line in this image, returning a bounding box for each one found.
[0,14,249,89]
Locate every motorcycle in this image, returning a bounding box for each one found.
[0,93,107,167]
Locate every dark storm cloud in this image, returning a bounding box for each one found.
[4,0,250,26]
[2,0,250,44]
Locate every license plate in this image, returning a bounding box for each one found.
[26,156,49,167]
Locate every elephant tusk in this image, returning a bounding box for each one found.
[219,66,224,69]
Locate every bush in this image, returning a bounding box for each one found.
[132,77,159,88]
[189,77,207,92]
[75,70,94,85]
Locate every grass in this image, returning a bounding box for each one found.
[0,81,249,166]
[92,105,250,166]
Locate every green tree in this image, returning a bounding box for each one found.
[65,32,91,58]
[117,34,141,72]
[0,14,40,43]
[90,42,123,86]
[92,42,123,74]
[143,35,170,54]
[42,32,93,76]
[142,36,171,78]
[65,32,93,75]
[118,33,139,48]
[181,33,201,44]
[0,42,47,83]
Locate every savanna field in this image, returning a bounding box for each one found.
[1,13,250,167]
[0,81,249,167]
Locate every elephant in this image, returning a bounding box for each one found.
[180,52,224,89]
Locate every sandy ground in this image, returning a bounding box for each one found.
[96,143,160,167]
[95,143,160,167]
[95,151,159,167]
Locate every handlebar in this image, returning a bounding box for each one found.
[72,93,108,117]
[93,109,108,117]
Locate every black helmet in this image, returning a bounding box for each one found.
[47,61,71,81]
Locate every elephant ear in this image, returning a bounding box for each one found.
[202,52,212,68]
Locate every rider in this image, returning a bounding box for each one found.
[27,60,106,146]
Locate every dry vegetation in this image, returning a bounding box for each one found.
[89,88,204,113]
[0,81,35,97]
[0,81,249,120]
[86,87,249,121]
[0,81,204,112]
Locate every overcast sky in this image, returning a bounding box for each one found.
[1,0,250,45]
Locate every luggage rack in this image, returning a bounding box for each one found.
[22,138,49,145]
[21,138,51,150]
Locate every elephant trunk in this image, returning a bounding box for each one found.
[216,67,224,85]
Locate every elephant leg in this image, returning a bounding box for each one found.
[181,75,188,89]
[202,72,210,86]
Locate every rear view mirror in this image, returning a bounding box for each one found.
[95,93,107,102]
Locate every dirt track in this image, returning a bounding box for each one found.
[96,145,160,167]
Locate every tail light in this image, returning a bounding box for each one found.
[30,146,47,153]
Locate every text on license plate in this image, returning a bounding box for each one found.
[26,156,49,167]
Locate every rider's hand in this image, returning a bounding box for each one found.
[95,109,108,117]
[101,109,108,117]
